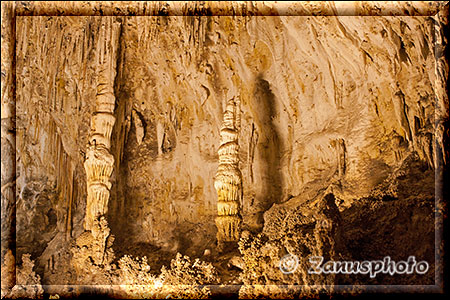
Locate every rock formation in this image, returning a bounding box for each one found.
[1,1,447,298]
[238,193,342,294]
[1,2,16,296]
[71,17,121,286]
[83,18,121,232]
[2,254,44,299]
[215,97,243,244]
[132,109,145,145]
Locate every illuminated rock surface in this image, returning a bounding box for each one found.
[215,97,243,244]
[1,1,447,298]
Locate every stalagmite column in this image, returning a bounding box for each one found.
[84,18,120,231]
[214,97,243,244]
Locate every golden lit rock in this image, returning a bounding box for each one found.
[215,97,243,243]
[3,1,447,298]
[83,18,120,232]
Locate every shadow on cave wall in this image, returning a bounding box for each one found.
[250,74,283,230]
[107,71,285,253]
[106,83,135,253]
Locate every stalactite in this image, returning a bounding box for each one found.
[83,18,120,232]
[65,165,75,240]
[335,138,346,178]
[214,97,243,244]
[132,109,145,145]
[248,123,258,184]
[67,162,75,239]
[46,115,77,240]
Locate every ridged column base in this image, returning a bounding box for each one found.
[215,215,242,242]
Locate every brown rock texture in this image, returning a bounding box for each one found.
[1,1,448,298]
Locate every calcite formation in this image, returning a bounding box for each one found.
[71,216,116,285]
[83,18,120,231]
[215,97,243,243]
[132,109,145,145]
[5,255,44,299]
[1,1,448,298]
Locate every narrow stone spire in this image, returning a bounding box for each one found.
[83,18,120,231]
[215,97,243,244]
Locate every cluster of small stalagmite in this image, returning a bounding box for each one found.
[214,97,243,243]
[83,18,121,232]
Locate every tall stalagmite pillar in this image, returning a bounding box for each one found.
[84,18,120,231]
[214,97,243,244]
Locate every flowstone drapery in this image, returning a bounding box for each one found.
[215,97,243,244]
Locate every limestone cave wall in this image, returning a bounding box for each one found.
[1,1,448,298]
